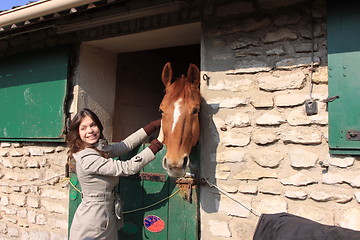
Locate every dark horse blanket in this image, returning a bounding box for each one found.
[253,212,360,240]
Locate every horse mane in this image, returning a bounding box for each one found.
[166,76,201,103]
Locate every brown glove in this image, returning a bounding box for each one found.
[148,139,163,154]
[143,119,161,136]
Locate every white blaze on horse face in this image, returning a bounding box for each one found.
[172,98,183,133]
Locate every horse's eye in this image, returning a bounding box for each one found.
[192,108,199,115]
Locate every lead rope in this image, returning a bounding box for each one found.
[66,178,181,214]
[202,178,261,217]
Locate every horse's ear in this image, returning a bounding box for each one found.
[162,62,172,88]
[187,64,200,88]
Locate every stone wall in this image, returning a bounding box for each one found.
[199,0,360,239]
[0,142,68,239]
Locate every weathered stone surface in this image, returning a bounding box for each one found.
[274,13,302,26]
[1,158,14,168]
[27,196,40,208]
[217,151,246,163]
[258,71,306,91]
[282,129,322,144]
[280,172,318,186]
[28,148,44,156]
[10,194,26,207]
[264,28,297,43]
[254,196,287,214]
[215,170,231,180]
[285,190,307,200]
[219,165,231,172]
[229,60,272,74]
[55,146,65,152]
[355,192,360,203]
[218,183,238,193]
[252,130,280,145]
[48,217,68,230]
[0,142,11,148]
[0,150,9,157]
[9,150,23,157]
[327,155,355,168]
[238,184,258,194]
[291,205,334,225]
[209,78,253,92]
[41,189,68,199]
[255,111,285,126]
[250,94,274,108]
[274,93,306,107]
[0,196,9,206]
[235,49,262,57]
[225,113,251,128]
[287,108,312,126]
[312,66,328,84]
[338,208,360,231]
[276,56,320,69]
[42,200,67,214]
[234,168,278,180]
[218,194,251,218]
[208,97,248,109]
[309,191,352,203]
[323,173,360,188]
[231,38,261,50]
[208,220,232,238]
[265,46,285,56]
[294,43,318,53]
[258,179,283,195]
[222,132,251,147]
[26,158,40,168]
[7,227,19,237]
[253,150,283,168]
[289,148,318,168]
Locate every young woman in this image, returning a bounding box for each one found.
[66,108,163,240]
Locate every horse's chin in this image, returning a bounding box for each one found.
[163,166,186,178]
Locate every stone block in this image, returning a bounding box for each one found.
[338,208,360,231]
[218,194,251,218]
[256,111,285,126]
[289,148,319,168]
[264,28,297,43]
[258,71,306,91]
[208,219,232,237]
[280,172,317,186]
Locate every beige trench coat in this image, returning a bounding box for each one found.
[69,128,156,240]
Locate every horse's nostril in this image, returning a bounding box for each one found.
[183,156,189,168]
[162,157,167,168]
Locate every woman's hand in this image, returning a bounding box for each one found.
[143,119,162,136]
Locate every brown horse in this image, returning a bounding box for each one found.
[160,62,201,178]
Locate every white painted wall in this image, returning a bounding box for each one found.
[75,43,117,142]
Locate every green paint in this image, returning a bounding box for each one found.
[0,46,69,141]
[327,2,360,154]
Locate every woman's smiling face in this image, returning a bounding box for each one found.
[79,116,100,145]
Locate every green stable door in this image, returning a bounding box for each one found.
[68,145,200,239]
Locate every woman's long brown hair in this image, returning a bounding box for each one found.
[66,108,108,161]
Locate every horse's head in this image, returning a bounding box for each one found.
[160,62,201,178]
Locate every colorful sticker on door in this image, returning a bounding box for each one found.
[144,215,165,232]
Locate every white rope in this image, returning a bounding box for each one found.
[0,173,65,188]
[203,178,261,217]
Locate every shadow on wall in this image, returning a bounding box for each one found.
[199,97,220,213]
